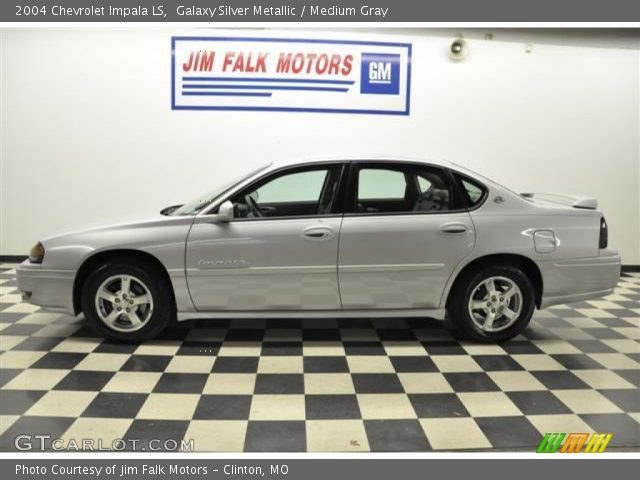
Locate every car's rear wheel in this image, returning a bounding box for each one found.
[448,265,535,342]
[81,259,171,342]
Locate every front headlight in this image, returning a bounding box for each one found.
[29,242,45,264]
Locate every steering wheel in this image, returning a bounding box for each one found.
[245,195,263,218]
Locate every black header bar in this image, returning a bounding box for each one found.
[2,0,640,22]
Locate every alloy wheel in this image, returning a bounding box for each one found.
[467,276,523,332]
[94,274,154,332]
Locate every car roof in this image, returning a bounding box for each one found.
[271,155,457,169]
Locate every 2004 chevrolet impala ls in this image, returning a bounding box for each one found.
[17,157,621,343]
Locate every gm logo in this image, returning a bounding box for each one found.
[360,52,400,95]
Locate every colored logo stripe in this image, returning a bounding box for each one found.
[536,433,565,453]
[182,76,355,85]
[182,84,349,92]
[560,433,590,453]
[584,433,613,453]
[182,91,272,97]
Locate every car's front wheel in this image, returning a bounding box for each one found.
[448,265,536,342]
[81,259,172,342]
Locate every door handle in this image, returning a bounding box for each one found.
[302,226,335,241]
[440,223,469,235]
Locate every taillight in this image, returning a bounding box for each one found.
[599,217,608,249]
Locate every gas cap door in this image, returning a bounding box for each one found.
[534,229,557,253]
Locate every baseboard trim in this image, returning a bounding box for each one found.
[0,255,27,262]
[1,255,639,272]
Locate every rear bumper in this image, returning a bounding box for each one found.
[16,261,76,315]
[539,249,621,309]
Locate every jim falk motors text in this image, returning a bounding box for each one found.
[119,463,289,476]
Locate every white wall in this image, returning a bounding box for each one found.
[1,28,639,263]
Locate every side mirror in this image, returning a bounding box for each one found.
[217,201,234,222]
[160,204,183,216]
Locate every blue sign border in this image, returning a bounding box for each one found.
[171,36,412,115]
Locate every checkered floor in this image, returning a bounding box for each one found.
[0,263,638,452]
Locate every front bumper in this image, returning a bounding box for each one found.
[16,260,76,315]
[539,249,622,309]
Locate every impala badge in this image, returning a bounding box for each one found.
[198,259,248,268]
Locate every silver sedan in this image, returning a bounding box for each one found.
[17,157,621,342]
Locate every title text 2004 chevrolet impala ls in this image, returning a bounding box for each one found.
[17,157,621,343]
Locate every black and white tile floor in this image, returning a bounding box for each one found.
[0,263,638,452]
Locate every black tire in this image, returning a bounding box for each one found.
[81,259,172,342]
[447,265,536,343]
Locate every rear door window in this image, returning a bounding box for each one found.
[354,163,456,214]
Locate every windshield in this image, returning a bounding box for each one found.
[171,164,271,216]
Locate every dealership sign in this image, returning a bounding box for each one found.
[171,36,412,115]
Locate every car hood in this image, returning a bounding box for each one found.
[41,211,194,245]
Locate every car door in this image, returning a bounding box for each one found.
[338,162,475,309]
[186,163,345,311]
